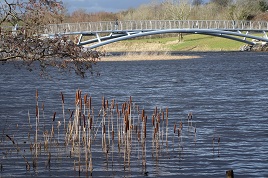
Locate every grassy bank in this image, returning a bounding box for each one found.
[97,34,245,52]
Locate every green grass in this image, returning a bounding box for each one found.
[102,33,265,52]
[172,34,243,51]
[130,34,251,51]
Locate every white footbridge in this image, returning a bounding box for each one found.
[44,20,268,49]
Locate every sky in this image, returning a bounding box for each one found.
[64,0,210,14]
[63,0,162,13]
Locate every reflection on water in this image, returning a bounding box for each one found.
[0,52,268,177]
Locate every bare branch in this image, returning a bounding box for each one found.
[0,0,101,78]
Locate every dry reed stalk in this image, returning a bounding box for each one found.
[89,96,92,111]
[194,125,197,144]
[84,94,88,114]
[123,127,126,170]
[28,110,32,129]
[42,102,45,124]
[189,112,193,129]
[89,154,93,176]
[33,158,37,171]
[178,128,181,143]
[161,111,164,146]
[84,126,88,174]
[107,104,111,146]
[180,121,183,143]
[152,127,155,158]
[142,114,147,172]
[45,152,51,169]
[88,116,92,148]
[173,122,176,150]
[212,136,215,156]
[166,108,169,149]
[23,155,30,171]
[103,124,106,153]
[110,102,115,167]
[128,100,133,159]
[78,125,81,176]
[43,130,49,151]
[153,115,157,158]
[61,92,66,130]
[218,136,220,157]
[57,121,61,144]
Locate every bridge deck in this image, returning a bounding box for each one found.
[45,20,268,34]
[41,20,268,49]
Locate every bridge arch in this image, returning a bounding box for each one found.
[78,29,267,49]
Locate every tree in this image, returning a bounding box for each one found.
[210,0,232,7]
[227,0,265,20]
[192,0,203,6]
[161,0,192,20]
[259,0,268,12]
[0,0,101,78]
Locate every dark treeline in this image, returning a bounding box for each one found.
[64,0,268,23]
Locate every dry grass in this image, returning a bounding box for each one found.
[100,53,200,61]
[97,41,169,52]
[90,37,207,61]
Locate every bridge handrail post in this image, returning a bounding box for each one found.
[128,20,130,30]
[174,20,176,29]
[89,22,92,32]
[200,20,203,29]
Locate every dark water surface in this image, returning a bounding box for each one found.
[0,52,268,177]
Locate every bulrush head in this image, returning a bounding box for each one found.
[52,112,56,121]
[90,117,93,129]
[102,96,105,109]
[157,114,161,123]
[36,89,38,101]
[111,99,115,109]
[106,99,109,110]
[84,94,88,105]
[152,115,155,126]
[89,96,92,110]
[36,105,39,117]
[61,92,65,104]
[154,106,158,116]
[166,108,168,117]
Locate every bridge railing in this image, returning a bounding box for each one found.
[44,20,268,34]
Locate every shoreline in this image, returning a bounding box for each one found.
[99,54,201,61]
[97,50,246,62]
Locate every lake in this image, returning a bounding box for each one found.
[0,52,268,177]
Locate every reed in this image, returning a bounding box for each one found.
[218,136,220,157]
[61,92,66,130]
[2,89,204,177]
[173,122,176,151]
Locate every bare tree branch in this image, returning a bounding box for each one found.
[0,0,101,78]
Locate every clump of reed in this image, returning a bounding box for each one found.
[1,89,202,176]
